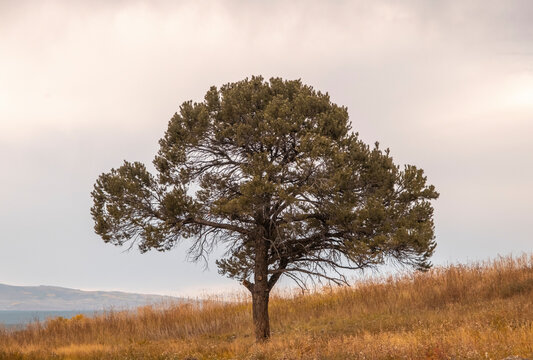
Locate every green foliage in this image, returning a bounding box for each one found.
[91,76,439,289]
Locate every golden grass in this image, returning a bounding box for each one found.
[1,254,532,359]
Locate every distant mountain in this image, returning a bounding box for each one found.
[0,283,187,311]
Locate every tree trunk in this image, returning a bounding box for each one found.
[252,233,270,341]
[252,287,270,341]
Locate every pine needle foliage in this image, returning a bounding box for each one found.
[90,76,438,340]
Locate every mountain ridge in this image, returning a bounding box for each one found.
[0,283,186,311]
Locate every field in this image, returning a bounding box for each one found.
[1,255,532,360]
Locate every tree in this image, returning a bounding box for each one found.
[91,76,439,342]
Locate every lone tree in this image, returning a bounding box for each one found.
[91,76,438,342]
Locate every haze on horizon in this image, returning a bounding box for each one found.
[1,0,532,297]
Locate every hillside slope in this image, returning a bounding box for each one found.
[1,255,532,359]
[0,283,185,310]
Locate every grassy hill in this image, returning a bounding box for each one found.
[1,255,532,359]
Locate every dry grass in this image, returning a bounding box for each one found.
[1,254,532,359]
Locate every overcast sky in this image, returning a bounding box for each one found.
[1,0,532,296]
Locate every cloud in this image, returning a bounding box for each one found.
[0,0,532,293]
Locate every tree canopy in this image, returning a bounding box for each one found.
[91,76,439,341]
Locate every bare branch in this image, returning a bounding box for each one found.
[268,267,348,286]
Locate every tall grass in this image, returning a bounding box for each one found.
[1,254,532,359]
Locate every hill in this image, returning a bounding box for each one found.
[0,283,185,311]
[1,255,532,359]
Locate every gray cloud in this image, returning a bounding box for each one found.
[0,0,532,294]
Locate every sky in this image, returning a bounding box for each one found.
[1,0,532,297]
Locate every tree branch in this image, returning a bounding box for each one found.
[242,279,254,292]
[268,267,348,286]
[191,218,250,235]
